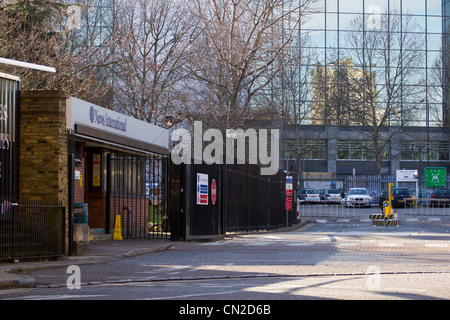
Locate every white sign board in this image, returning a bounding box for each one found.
[68,97,168,150]
[196,173,209,205]
[396,170,418,182]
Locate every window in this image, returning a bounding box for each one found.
[284,139,326,160]
[338,140,390,160]
[401,142,450,161]
[110,156,146,196]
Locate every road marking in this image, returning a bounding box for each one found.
[287,242,315,247]
[143,290,242,300]
[12,294,107,300]
[244,242,271,246]
[199,242,226,246]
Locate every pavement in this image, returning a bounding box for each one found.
[0,239,174,290]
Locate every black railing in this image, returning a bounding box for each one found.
[0,200,66,262]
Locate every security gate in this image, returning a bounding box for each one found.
[106,152,170,239]
[169,161,297,241]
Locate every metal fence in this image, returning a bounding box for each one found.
[297,201,364,219]
[107,153,170,240]
[402,199,450,217]
[168,162,297,240]
[297,199,450,220]
[225,164,294,233]
[344,174,450,197]
[0,201,66,262]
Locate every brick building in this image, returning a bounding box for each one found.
[18,90,169,254]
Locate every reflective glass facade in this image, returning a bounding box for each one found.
[291,0,447,127]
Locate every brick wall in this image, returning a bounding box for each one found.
[19,90,69,254]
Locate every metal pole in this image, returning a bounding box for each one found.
[0,57,56,73]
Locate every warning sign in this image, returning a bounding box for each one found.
[197,173,209,205]
[286,197,292,211]
[113,214,123,240]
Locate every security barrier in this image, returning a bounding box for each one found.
[296,198,450,220]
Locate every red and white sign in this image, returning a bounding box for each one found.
[286,176,293,196]
[286,197,292,211]
[196,173,209,205]
[211,179,217,205]
[286,183,293,196]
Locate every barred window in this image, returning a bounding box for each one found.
[284,139,326,160]
[338,140,389,160]
[400,142,450,161]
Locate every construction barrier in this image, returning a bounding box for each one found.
[372,219,401,226]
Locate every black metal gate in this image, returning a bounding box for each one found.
[107,152,170,239]
[169,161,297,241]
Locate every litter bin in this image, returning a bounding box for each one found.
[74,203,88,224]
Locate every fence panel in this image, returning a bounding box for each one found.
[0,201,65,262]
[297,202,363,219]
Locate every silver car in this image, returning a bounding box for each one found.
[320,189,342,203]
[297,189,320,204]
[341,188,371,208]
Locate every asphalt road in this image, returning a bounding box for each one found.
[1,219,449,304]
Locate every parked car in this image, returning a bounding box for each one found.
[341,188,371,208]
[319,189,342,203]
[297,189,320,203]
[368,190,379,204]
[430,188,450,207]
[378,188,414,208]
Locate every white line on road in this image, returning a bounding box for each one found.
[142,290,242,300]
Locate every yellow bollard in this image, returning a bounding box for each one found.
[383,201,391,217]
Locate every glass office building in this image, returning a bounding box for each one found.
[276,0,450,176]
[443,0,450,126]
[289,0,448,128]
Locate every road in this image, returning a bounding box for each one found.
[1,219,449,305]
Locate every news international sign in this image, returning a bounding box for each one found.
[89,105,127,133]
[68,97,169,151]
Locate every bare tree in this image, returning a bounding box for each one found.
[0,0,114,106]
[112,0,198,125]
[183,0,316,131]
[341,12,425,174]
